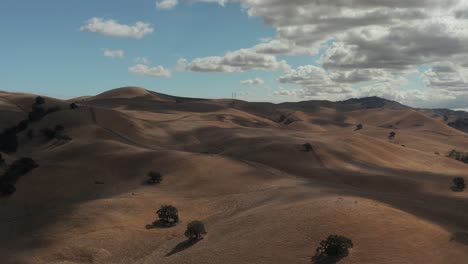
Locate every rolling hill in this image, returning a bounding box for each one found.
[0,87,467,264]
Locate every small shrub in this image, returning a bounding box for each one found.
[314,235,353,261]
[453,177,465,191]
[147,171,162,185]
[156,205,179,227]
[388,131,396,140]
[184,221,207,241]
[302,143,313,152]
[70,102,79,109]
[355,124,363,131]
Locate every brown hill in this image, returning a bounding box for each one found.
[0,88,467,264]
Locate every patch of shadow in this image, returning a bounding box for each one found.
[231,116,271,128]
[312,254,346,264]
[313,118,351,128]
[166,238,202,257]
[146,220,178,230]
[450,186,465,192]
[451,232,468,245]
[277,114,298,125]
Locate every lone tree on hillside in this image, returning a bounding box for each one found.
[388,131,396,140]
[355,123,363,131]
[156,205,179,227]
[453,177,465,191]
[147,171,162,185]
[313,235,353,263]
[35,96,45,105]
[302,143,313,152]
[184,221,207,241]
[70,102,79,109]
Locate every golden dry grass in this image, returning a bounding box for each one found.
[0,87,467,264]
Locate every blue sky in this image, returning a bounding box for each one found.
[1,1,280,99]
[1,1,468,109]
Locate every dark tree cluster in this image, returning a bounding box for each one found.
[302,143,313,152]
[156,205,179,227]
[453,177,466,192]
[0,119,31,153]
[0,129,19,153]
[41,125,70,141]
[184,221,207,241]
[355,123,363,131]
[70,102,79,109]
[152,205,207,243]
[448,118,468,131]
[313,235,353,263]
[147,171,162,185]
[388,131,396,140]
[0,96,65,152]
[0,157,38,196]
[28,96,61,122]
[448,150,468,164]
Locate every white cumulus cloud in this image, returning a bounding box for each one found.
[240,78,265,85]
[178,49,290,73]
[80,18,154,39]
[129,64,171,78]
[156,0,178,10]
[103,49,125,59]
[134,57,152,65]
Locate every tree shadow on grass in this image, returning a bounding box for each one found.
[450,186,465,192]
[312,254,346,264]
[145,220,178,230]
[451,232,468,245]
[165,238,202,257]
